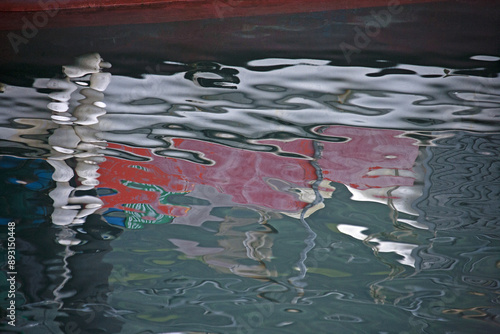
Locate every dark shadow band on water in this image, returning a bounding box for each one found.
[0,1,499,88]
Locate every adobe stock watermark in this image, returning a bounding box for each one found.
[236,233,334,334]
[5,221,17,327]
[340,0,403,64]
[401,291,457,334]
[213,0,245,20]
[64,290,110,334]
[7,0,69,54]
[63,267,130,334]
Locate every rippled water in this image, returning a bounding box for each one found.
[1,3,500,334]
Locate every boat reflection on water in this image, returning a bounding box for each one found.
[97,124,422,276]
[1,51,498,333]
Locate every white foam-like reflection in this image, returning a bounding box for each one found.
[470,55,500,62]
[337,223,417,267]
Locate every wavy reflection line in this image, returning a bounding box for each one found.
[418,132,500,232]
[289,140,324,292]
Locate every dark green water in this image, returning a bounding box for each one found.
[1,2,500,334]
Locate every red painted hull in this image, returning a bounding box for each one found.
[0,0,498,87]
[1,0,447,30]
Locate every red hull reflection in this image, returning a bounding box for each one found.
[98,125,418,225]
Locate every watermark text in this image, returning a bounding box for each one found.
[6,221,17,326]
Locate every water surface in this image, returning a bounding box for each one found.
[1,3,500,334]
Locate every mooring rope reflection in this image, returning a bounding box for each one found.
[289,140,324,292]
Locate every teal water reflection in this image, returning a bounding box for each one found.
[0,47,499,334]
